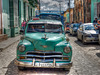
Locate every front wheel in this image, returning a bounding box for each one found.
[77,34,80,41]
[99,42,100,45]
[63,68,70,71]
[82,36,86,45]
[72,31,74,36]
[18,66,26,70]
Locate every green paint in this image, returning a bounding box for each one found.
[16,19,72,65]
[2,0,11,37]
[91,0,100,23]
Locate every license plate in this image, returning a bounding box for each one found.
[35,63,53,67]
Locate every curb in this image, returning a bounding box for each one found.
[0,36,20,51]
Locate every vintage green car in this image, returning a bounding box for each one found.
[15,19,72,70]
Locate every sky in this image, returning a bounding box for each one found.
[40,0,74,11]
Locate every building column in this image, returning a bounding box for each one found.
[0,0,2,34]
[9,0,19,37]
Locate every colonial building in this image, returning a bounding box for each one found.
[91,0,100,23]
[0,0,2,34]
[73,0,91,23]
[64,8,73,23]
[0,0,35,38]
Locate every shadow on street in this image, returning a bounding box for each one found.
[96,53,100,58]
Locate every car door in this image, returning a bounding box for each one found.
[78,25,83,40]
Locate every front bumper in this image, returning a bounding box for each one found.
[84,37,99,42]
[14,59,72,69]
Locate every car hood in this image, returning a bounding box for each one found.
[24,33,66,51]
[84,30,99,34]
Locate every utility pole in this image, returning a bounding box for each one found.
[69,0,70,24]
[59,3,61,15]
[57,0,62,15]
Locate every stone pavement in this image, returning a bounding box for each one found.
[0,35,20,51]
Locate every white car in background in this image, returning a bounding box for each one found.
[77,23,99,44]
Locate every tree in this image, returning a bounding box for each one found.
[28,0,39,7]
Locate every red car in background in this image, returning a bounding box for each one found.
[65,23,70,33]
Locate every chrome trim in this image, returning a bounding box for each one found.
[19,55,70,58]
[26,51,62,54]
[17,59,70,62]
[14,59,72,68]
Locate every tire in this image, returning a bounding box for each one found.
[72,31,74,36]
[82,36,86,45]
[77,34,80,41]
[63,68,70,71]
[18,66,26,70]
[99,42,100,45]
[69,32,71,35]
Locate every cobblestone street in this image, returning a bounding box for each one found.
[0,34,100,75]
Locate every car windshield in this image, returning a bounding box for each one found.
[85,25,95,30]
[73,24,80,27]
[39,14,61,21]
[27,24,63,33]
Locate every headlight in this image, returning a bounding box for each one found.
[84,33,91,37]
[18,45,25,52]
[64,47,71,53]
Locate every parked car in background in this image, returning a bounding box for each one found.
[70,23,80,35]
[15,19,72,70]
[77,23,99,44]
[65,23,70,33]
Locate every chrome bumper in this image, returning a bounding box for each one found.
[14,59,72,69]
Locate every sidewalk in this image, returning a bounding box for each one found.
[0,35,21,51]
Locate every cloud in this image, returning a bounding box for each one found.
[40,0,74,11]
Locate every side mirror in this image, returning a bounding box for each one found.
[20,29,24,34]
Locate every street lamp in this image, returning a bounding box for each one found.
[56,0,62,15]
[59,2,61,15]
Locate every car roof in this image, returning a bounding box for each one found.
[72,23,80,25]
[39,13,61,16]
[82,23,93,26]
[28,19,62,25]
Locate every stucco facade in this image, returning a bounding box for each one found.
[0,0,2,34]
[0,0,35,37]
[91,0,100,23]
[73,0,91,23]
[64,8,73,23]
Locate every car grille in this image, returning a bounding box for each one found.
[26,51,63,61]
[91,34,98,37]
